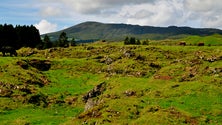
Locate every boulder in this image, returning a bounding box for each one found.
[83,82,106,102]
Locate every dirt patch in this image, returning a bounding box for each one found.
[167,107,199,125]
[16,60,29,69]
[154,75,172,80]
[17,59,51,71]
[28,59,51,71]
[28,93,48,107]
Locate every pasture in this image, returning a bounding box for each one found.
[0,41,222,124]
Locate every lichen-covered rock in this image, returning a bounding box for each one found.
[82,82,106,102]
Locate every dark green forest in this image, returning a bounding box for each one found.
[0,24,41,49]
[0,24,76,51]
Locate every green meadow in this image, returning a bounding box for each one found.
[0,37,222,124]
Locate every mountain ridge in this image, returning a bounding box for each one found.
[45,21,222,41]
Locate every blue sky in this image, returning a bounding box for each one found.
[1,1,38,24]
[1,0,222,34]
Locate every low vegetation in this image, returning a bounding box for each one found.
[0,38,222,124]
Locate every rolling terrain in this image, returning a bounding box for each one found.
[0,41,222,124]
[45,21,222,41]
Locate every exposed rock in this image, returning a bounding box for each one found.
[99,56,113,65]
[78,105,102,119]
[206,56,217,62]
[81,82,106,118]
[124,90,136,97]
[83,82,106,102]
[84,98,100,111]
[123,50,135,58]
[206,67,222,76]
[104,57,113,65]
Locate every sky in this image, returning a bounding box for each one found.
[1,0,222,34]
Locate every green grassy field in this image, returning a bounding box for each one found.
[182,34,222,46]
[0,40,222,124]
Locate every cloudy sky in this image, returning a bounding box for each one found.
[1,0,222,34]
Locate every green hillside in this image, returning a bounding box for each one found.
[45,21,222,41]
[182,34,222,46]
[0,42,222,124]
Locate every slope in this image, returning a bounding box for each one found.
[45,21,222,41]
[0,42,222,124]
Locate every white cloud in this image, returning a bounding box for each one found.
[40,6,62,17]
[184,0,222,28]
[34,19,57,34]
[202,16,222,28]
[41,0,150,14]
[184,0,221,12]
[34,0,222,29]
[117,0,185,26]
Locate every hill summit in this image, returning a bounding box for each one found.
[45,21,222,41]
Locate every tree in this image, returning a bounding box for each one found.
[135,39,141,45]
[0,24,41,49]
[142,40,149,45]
[0,24,18,48]
[15,25,41,49]
[43,35,52,49]
[124,36,130,45]
[58,32,68,47]
[70,38,76,46]
[129,37,136,44]
[29,25,41,48]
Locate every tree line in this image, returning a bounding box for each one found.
[0,24,41,49]
[124,36,149,45]
[0,24,76,50]
[41,32,76,49]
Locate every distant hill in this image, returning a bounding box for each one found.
[44,21,222,41]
